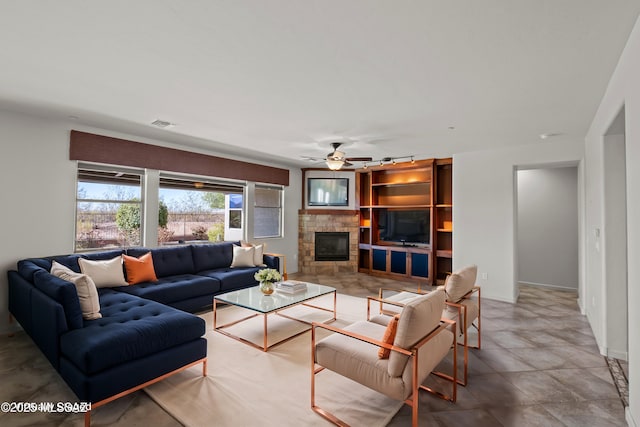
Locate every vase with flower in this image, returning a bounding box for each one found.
[254,268,282,295]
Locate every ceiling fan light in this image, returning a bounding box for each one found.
[326,159,344,170]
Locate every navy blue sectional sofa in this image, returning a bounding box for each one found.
[7,241,279,426]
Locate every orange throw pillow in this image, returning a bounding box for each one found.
[378,314,401,359]
[123,252,158,285]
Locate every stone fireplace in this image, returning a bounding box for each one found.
[298,210,359,274]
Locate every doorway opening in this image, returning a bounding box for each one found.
[515,165,580,293]
[603,105,628,361]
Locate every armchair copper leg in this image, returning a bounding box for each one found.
[476,288,482,349]
[461,306,468,386]
[422,334,457,402]
[311,325,349,426]
[453,303,477,386]
[410,350,420,426]
[310,325,316,408]
[456,291,481,385]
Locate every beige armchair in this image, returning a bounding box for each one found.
[375,265,481,386]
[311,290,456,427]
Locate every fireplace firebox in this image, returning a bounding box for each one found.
[315,232,349,261]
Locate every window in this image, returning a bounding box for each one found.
[254,186,283,238]
[158,175,244,244]
[228,194,243,229]
[75,165,143,251]
[76,164,283,248]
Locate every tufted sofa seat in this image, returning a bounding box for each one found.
[60,289,205,376]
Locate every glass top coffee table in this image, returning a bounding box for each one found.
[213,283,336,351]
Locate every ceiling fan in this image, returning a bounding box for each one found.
[303,142,373,170]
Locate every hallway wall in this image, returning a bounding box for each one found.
[517,166,579,290]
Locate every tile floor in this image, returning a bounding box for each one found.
[0,273,627,426]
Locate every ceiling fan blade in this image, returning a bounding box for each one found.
[305,141,378,168]
[300,155,324,162]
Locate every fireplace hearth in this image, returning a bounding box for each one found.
[315,232,349,261]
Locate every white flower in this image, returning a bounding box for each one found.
[254,268,281,283]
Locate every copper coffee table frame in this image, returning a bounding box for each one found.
[213,284,337,352]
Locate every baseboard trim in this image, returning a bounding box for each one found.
[577,298,586,315]
[483,293,517,304]
[518,281,578,292]
[627,407,637,427]
[608,349,628,360]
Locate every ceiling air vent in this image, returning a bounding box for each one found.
[151,119,174,128]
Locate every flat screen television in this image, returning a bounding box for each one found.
[378,209,430,244]
[307,178,349,206]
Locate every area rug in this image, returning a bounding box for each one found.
[144,293,404,426]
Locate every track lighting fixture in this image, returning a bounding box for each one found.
[361,155,417,169]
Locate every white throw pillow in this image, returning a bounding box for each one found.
[231,245,255,268]
[252,244,266,267]
[241,241,267,267]
[50,260,76,277]
[51,261,102,320]
[78,256,128,287]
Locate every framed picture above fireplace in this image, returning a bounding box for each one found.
[307,178,349,206]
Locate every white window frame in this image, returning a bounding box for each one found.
[158,172,246,243]
[75,162,145,252]
[253,185,284,239]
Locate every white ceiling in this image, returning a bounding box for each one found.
[1,1,639,168]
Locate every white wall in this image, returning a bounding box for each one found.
[0,108,301,334]
[517,167,579,290]
[453,140,583,303]
[585,15,640,426]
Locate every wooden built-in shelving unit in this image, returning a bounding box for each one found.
[356,158,453,287]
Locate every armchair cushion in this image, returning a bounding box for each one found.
[315,292,453,402]
[443,264,477,302]
[388,290,446,377]
[315,320,407,401]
